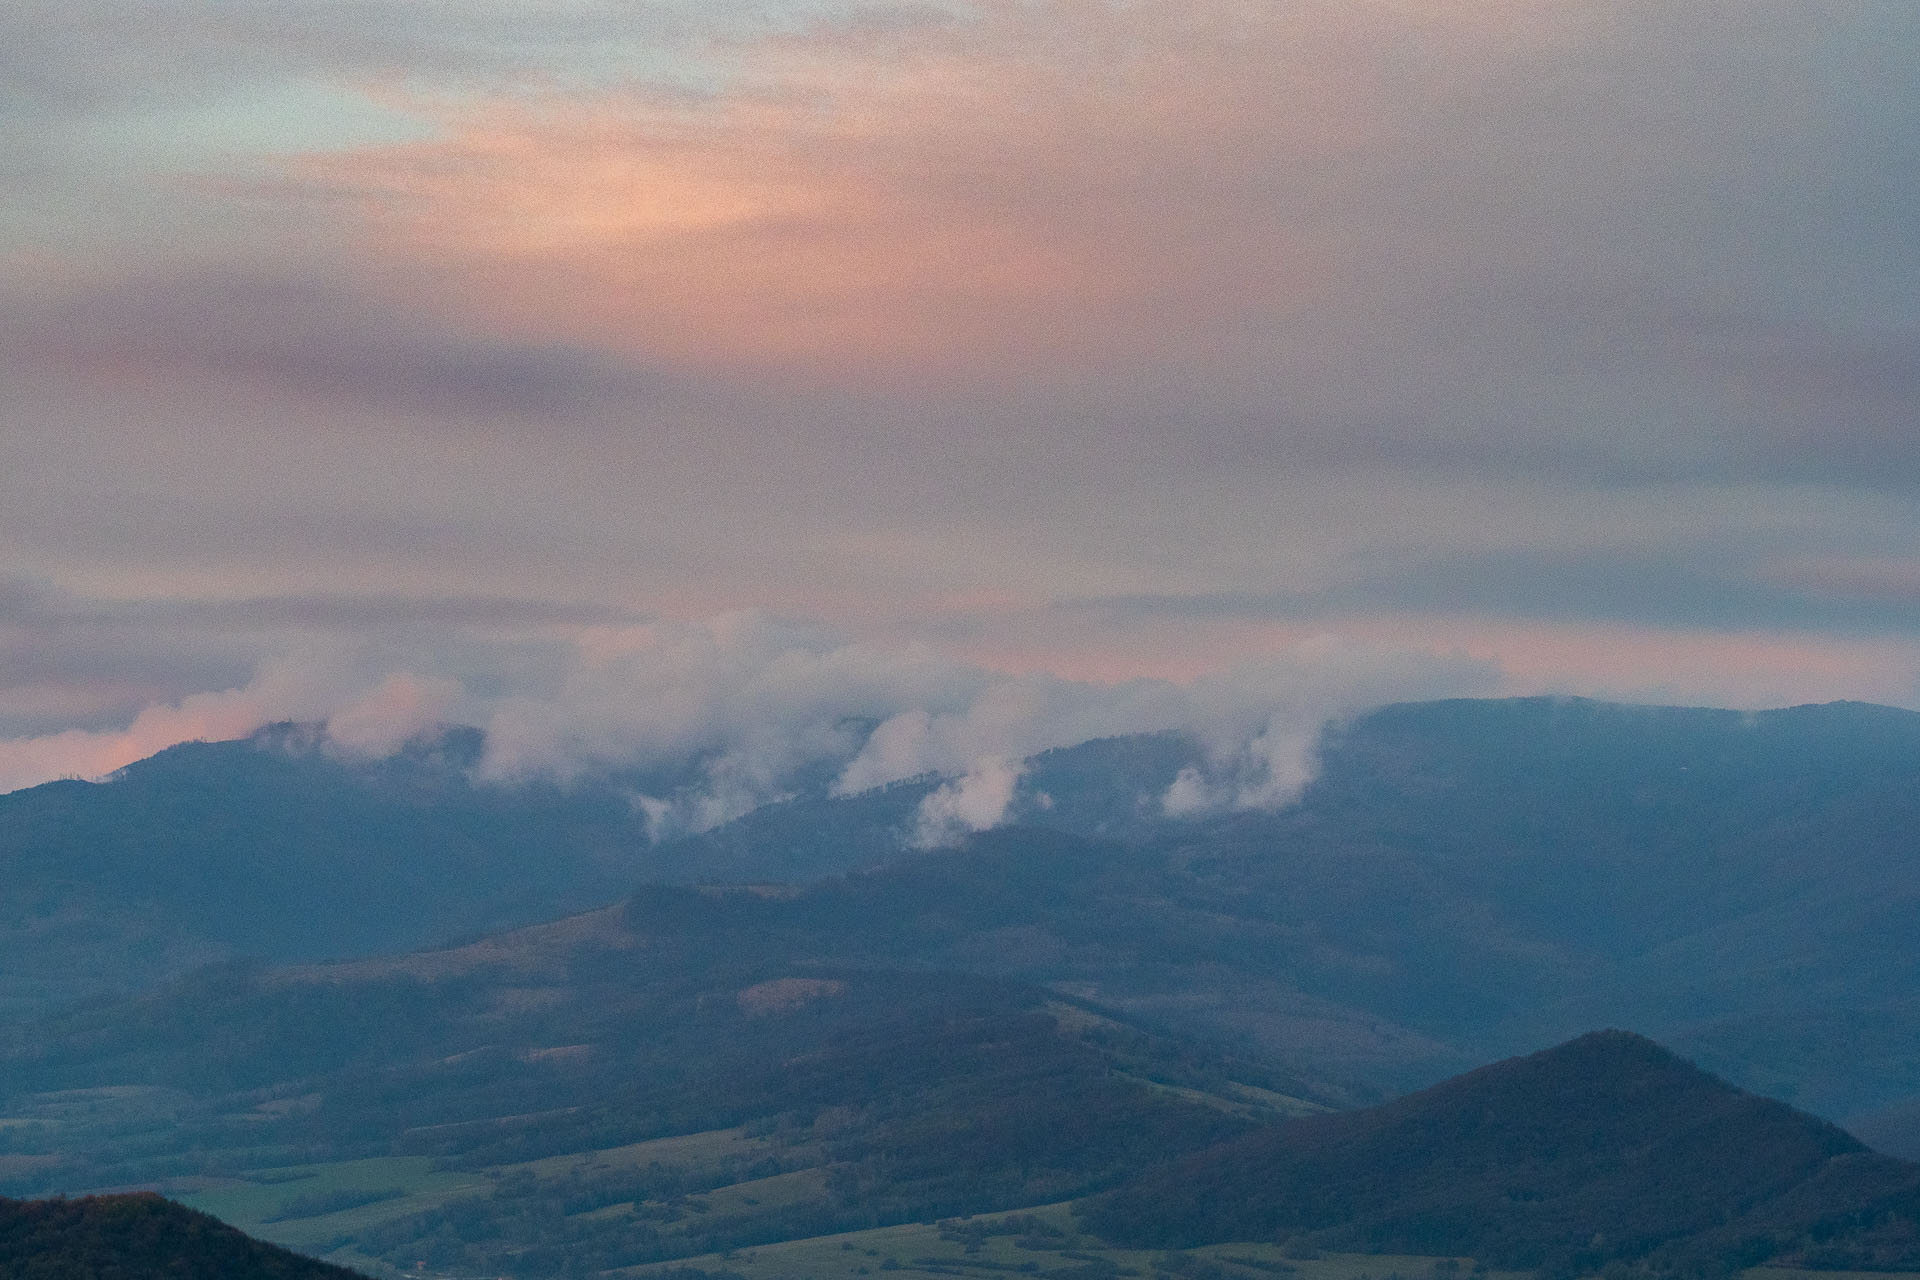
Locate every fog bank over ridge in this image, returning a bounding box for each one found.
[0,614,1498,830]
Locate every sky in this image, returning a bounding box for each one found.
[3,0,1919,806]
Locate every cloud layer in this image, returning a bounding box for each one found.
[3,0,1918,785]
[472,614,1502,833]
[0,611,1496,826]
[266,0,1920,482]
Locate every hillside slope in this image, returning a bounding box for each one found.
[0,725,654,1009]
[1084,1031,1920,1274]
[0,1192,368,1278]
[0,891,1327,1276]
[0,725,1203,1013]
[7,696,1920,1126]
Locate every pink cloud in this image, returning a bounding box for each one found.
[0,663,460,793]
[325,671,461,757]
[0,679,292,793]
[281,0,1549,380]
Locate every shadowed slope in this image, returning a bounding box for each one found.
[1084,1031,1920,1273]
[0,1192,367,1278]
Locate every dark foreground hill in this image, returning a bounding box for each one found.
[0,1192,366,1278]
[1085,1030,1920,1275]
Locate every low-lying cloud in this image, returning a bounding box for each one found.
[911,756,1025,849]
[0,612,1498,837]
[0,660,333,793]
[474,616,1497,836]
[1160,726,1318,819]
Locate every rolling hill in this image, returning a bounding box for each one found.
[0,723,1203,1014]
[0,886,1330,1276]
[1083,1030,1920,1275]
[0,1191,368,1278]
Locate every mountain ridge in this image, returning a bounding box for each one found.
[6,696,1920,1129]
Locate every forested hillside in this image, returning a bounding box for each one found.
[0,1192,368,1278]
[1086,1031,1920,1274]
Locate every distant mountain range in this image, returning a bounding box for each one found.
[0,718,1201,1013]
[4,695,1920,1137]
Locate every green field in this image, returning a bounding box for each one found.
[178,1154,1513,1280]
[496,1127,780,1183]
[125,1152,1920,1280]
[612,1206,1520,1280]
[614,1210,1920,1280]
[167,1126,813,1275]
[181,1155,491,1252]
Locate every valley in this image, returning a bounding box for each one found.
[4,697,1920,1277]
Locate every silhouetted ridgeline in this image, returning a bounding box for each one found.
[1083,1031,1920,1275]
[0,1192,367,1278]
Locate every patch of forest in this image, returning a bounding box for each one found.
[0,1192,369,1279]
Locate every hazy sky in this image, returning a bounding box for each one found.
[4,0,1918,796]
